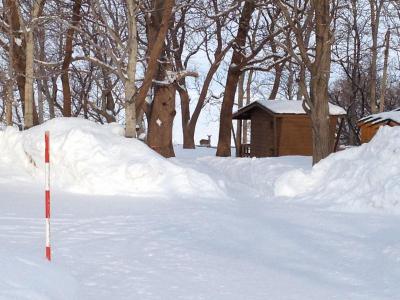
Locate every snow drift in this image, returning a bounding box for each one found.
[0,118,225,197]
[275,126,400,212]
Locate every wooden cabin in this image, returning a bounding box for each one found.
[232,100,346,157]
[357,109,400,143]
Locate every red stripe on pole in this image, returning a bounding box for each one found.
[45,131,51,261]
[45,190,50,218]
[46,246,51,261]
[45,131,50,163]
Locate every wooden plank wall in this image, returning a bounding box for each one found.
[249,110,339,157]
[278,115,313,156]
[251,109,275,157]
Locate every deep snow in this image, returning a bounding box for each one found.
[1,119,400,300]
[275,126,400,212]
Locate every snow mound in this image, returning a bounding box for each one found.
[275,126,400,212]
[0,118,225,197]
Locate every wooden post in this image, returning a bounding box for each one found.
[273,117,278,156]
[334,118,344,152]
[236,119,243,157]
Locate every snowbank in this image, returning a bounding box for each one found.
[0,118,226,198]
[275,126,400,212]
[173,155,311,198]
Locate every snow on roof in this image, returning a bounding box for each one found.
[254,100,346,115]
[358,108,400,125]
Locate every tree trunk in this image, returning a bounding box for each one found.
[61,0,82,117]
[269,64,283,100]
[5,80,13,126]
[124,0,138,138]
[37,80,44,124]
[24,29,35,129]
[147,82,176,157]
[236,74,245,156]
[179,85,195,149]
[310,78,331,164]
[135,0,175,117]
[309,0,332,164]
[369,0,383,114]
[6,0,25,109]
[216,1,255,157]
[183,127,195,149]
[243,69,253,144]
[145,0,176,157]
[379,29,390,113]
[286,63,294,99]
[22,0,45,129]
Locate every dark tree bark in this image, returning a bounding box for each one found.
[308,0,332,164]
[61,0,82,117]
[145,0,176,157]
[278,0,333,164]
[216,1,255,156]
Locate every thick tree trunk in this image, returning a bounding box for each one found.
[178,85,196,149]
[22,0,45,129]
[6,0,26,114]
[61,0,82,117]
[145,0,176,157]
[183,127,195,149]
[147,82,176,157]
[135,0,175,117]
[309,79,331,164]
[216,1,255,157]
[217,70,241,156]
[24,29,35,129]
[309,0,332,164]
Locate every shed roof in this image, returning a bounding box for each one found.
[233,100,346,120]
[358,108,400,126]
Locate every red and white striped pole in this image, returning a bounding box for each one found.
[45,131,51,261]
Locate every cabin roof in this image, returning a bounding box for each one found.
[233,100,346,120]
[358,108,400,126]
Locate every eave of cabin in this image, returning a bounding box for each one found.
[358,108,400,127]
[232,102,276,120]
[233,101,345,120]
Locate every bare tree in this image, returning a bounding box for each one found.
[277,0,335,164]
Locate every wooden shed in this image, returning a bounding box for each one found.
[357,109,400,143]
[232,100,346,157]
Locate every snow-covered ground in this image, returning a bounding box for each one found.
[1,119,400,300]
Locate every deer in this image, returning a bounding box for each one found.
[199,135,212,147]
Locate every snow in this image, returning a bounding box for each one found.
[246,100,346,115]
[358,108,400,125]
[275,126,400,212]
[14,37,22,46]
[0,118,225,198]
[1,119,400,299]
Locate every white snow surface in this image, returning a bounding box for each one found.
[0,118,225,198]
[254,100,346,115]
[359,108,400,125]
[275,126,400,212]
[1,119,400,299]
